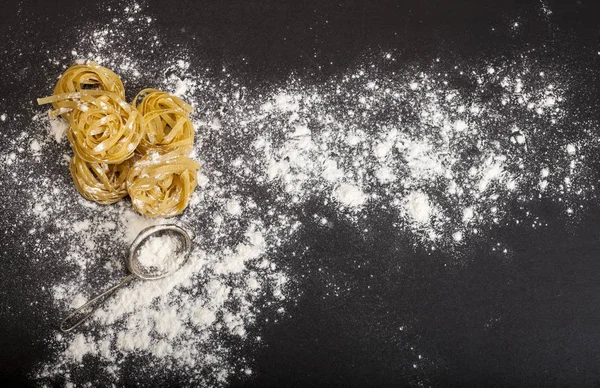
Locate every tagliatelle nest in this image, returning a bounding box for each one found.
[133,89,195,155]
[38,62,200,217]
[70,154,131,205]
[127,152,200,218]
[66,92,142,164]
[38,90,143,164]
[52,61,125,113]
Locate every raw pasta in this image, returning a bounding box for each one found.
[70,154,131,205]
[67,91,142,164]
[38,62,200,218]
[133,89,195,154]
[53,61,125,105]
[39,91,143,164]
[127,152,200,218]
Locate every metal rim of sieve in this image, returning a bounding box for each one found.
[128,224,193,280]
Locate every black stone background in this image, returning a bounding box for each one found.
[1,0,600,387]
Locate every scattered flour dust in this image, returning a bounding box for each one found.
[404,192,433,225]
[0,1,597,387]
[334,183,367,208]
[48,115,68,143]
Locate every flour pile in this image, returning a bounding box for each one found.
[135,232,185,276]
[0,1,597,386]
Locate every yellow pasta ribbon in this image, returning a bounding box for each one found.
[133,89,195,154]
[70,154,131,205]
[38,62,201,216]
[53,61,125,110]
[127,152,200,218]
[39,91,143,164]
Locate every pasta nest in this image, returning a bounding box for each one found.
[133,89,195,154]
[70,154,131,205]
[63,91,143,164]
[127,152,200,218]
[38,62,200,217]
[53,61,125,111]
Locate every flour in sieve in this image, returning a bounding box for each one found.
[135,234,184,275]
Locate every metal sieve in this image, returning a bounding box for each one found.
[60,224,194,332]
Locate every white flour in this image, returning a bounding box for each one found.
[0,1,597,387]
[135,234,183,275]
[404,192,433,225]
[334,183,367,208]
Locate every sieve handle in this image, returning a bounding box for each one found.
[59,274,135,333]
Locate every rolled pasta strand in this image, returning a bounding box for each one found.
[133,89,195,154]
[52,61,125,113]
[127,152,200,218]
[38,90,107,119]
[69,92,142,164]
[38,90,143,164]
[70,154,131,205]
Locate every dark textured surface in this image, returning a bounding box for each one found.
[1,1,600,387]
